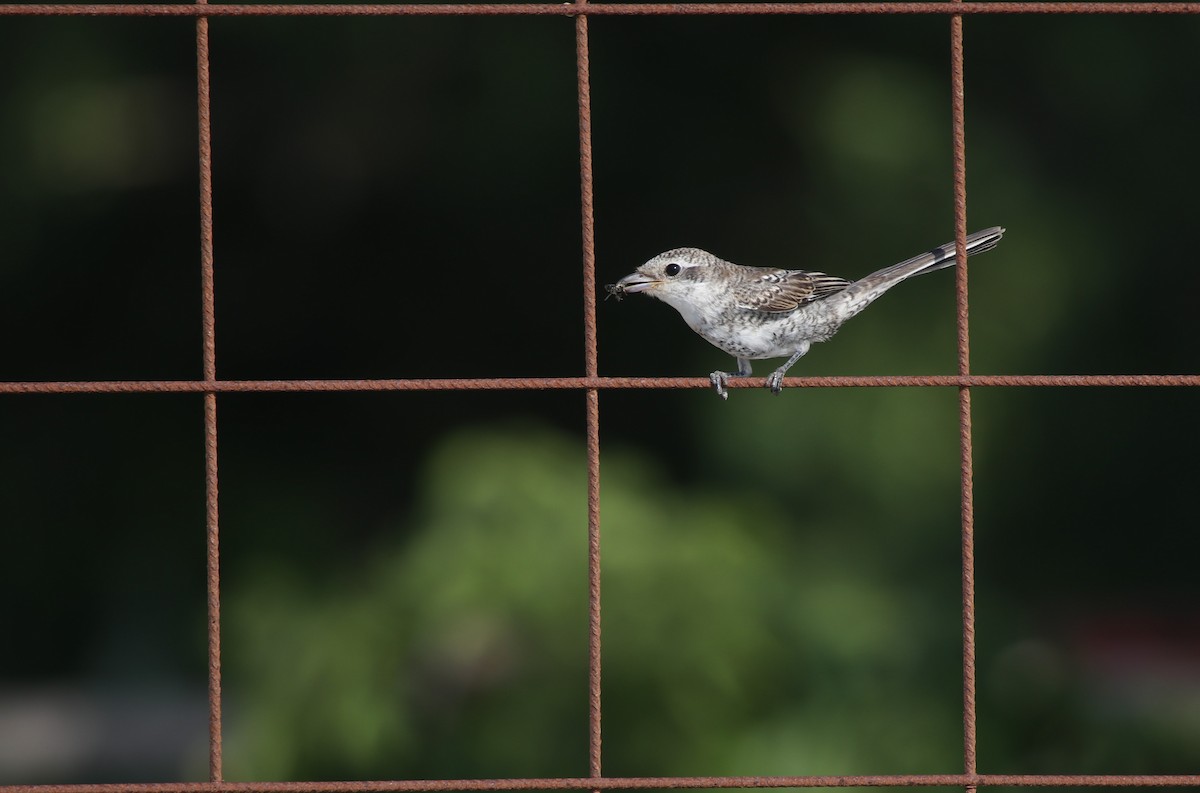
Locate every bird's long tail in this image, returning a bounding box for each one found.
[837,226,1005,317]
[874,226,1005,281]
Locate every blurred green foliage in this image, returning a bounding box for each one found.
[1,9,1199,788]
[225,425,965,780]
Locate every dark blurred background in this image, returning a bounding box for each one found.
[1,9,1199,787]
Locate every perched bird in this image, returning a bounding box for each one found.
[607,227,1005,399]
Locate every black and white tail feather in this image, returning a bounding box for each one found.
[834,226,1005,320]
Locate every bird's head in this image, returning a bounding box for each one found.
[606,248,723,307]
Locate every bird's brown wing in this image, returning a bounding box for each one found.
[734,269,852,313]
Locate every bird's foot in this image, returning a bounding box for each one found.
[710,366,755,400]
[766,368,787,395]
[705,367,753,398]
[709,370,733,401]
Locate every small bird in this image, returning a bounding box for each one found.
[608,227,1005,399]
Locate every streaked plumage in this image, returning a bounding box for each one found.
[731,269,851,313]
[607,226,1006,399]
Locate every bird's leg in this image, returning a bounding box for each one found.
[765,344,811,395]
[709,358,754,401]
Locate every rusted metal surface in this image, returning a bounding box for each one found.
[6,774,1200,792]
[3,2,1200,14]
[574,1,605,780]
[947,9,978,786]
[1,375,1198,394]
[195,1,225,783]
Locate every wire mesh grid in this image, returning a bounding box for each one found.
[2,1,1199,791]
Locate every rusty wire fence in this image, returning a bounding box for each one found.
[3,1,1200,791]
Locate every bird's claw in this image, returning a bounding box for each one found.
[767,370,786,395]
[709,371,731,401]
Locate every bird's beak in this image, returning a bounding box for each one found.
[612,272,658,294]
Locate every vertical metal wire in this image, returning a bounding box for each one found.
[575,0,604,779]
[196,2,223,782]
[585,385,603,780]
[949,9,978,789]
[203,396,222,782]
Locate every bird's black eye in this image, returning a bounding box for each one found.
[664,263,682,277]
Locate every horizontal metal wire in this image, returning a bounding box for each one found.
[3,2,1200,15]
[0,374,1197,394]
[7,773,1200,793]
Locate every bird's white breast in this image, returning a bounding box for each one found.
[653,286,717,330]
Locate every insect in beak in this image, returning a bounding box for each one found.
[604,283,626,301]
